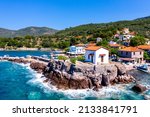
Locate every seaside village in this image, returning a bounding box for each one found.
[1,28,150,91]
[52,28,150,73]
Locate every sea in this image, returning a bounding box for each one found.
[0,51,150,100]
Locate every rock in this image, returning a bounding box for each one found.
[30,62,46,73]
[132,84,147,93]
[115,63,126,75]
[8,58,29,64]
[101,74,110,86]
[5,58,135,90]
[69,78,90,89]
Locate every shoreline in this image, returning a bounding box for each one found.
[0,47,65,52]
[0,56,135,90]
[1,57,150,100]
[0,48,49,51]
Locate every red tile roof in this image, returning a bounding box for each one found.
[109,44,120,47]
[137,45,150,50]
[86,43,96,47]
[85,46,101,51]
[119,47,143,52]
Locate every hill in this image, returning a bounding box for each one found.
[0,26,58,38]
[0,16,150,49]
[55,16,150,39]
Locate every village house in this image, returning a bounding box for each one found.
[137,45,150,51]
[96,37,102,43]
[119,34,134,41]
[109,42,126,50]
[109,43,121,49]
[67,44,86,56]
[117,28,135,41]
[85,46,109,65]
[86,43,96,47]
[109,41,117,45]
[119,47,144,64]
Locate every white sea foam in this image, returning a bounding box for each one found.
[15,62,138,99]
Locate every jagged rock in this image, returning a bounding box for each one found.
[101,74,110,86]
[132,84,147,93]
[4,58,135,90]
[115,63,126,75]
[30,62,46,73]
[69,78,90,89]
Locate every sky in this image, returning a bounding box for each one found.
[0,0,150,30]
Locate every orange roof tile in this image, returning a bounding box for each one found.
[119,47,143,52]
[109,44,120,47]
[86,43,96,47]
[85,46,101,51]
[137,45,150,50]
[75,44,85,47]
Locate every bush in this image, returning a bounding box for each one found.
[110,48,119,56]
[77,55,85,61]
[64,47,69,52]
[58,55,68,61]
[70,57,77,64]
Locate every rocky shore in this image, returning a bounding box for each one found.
[0,57,136,91]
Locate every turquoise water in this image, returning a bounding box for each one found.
[0,51,50,57]
[0,61,70,100]
[0,51,150,100]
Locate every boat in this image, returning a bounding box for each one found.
[137,64,150,73]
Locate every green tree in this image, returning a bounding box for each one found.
[96,39,109,48]
[58,41,70,49]
[130,36,146,46]
[70,38,78,46]
[110,48,119,56]
[144,52,150,59]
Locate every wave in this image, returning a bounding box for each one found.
[15,62,148,100]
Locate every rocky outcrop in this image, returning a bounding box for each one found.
[132,84,147,93]
[41,61,135,90]
[115,63,126,75]
[30,62,46,73]
[4,58,135,90]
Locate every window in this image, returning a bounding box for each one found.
[126,52,128,55]
[140,52,142,55]
[101,56,104,63]
[121,51,123,55]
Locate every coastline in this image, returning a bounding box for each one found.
[1,57,150,100]
[0,47,66,52]
[0,48,51,51]
[0,57,135,90]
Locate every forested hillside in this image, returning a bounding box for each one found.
[0,16,150,49]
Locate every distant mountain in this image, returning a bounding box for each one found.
[0,28,15,38]
[0,26,58,38]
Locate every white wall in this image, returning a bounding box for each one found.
[69,46,85,54]
[85,48,109,64]
[76,47,85,54]
[95,48,109,64]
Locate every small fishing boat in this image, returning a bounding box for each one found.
[137,64,150,73]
